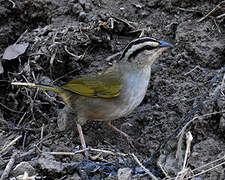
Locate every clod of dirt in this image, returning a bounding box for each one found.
[189,138,225,179]
[72,153,84,162]
[38,156,65,175]
[57,106,76,131]
[176,21,225,68]
[158,152,179,177]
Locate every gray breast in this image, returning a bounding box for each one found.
[114,65,151,117]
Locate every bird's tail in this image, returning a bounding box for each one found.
[11,82,74,106]
[11,82,61,94]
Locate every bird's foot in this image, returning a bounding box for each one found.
[125,135,136,149]
[106,120,139,149]
[76,123,89,157]
[125,135,145,150]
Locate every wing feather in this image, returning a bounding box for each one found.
[61,67,122,98]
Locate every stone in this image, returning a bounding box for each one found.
[12,162,35,177]
[118,168,132,180]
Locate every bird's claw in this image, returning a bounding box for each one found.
[126,136,136,149]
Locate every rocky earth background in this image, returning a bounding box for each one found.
[0,0,225,179]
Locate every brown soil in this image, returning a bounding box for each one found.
[0,0,225,179]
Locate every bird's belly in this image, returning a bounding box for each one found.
[83,90,147,121]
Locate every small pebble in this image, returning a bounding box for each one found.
[79,11,86,21]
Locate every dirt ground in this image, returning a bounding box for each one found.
[0,0,225,179]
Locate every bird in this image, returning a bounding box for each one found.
[12,37,173,151]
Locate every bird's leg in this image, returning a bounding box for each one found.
[105,120,134,147]
[76,123,88,156]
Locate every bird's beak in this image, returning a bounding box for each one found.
[151,40,174,59]
[158,40,174,48]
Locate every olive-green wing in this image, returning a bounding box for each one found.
[61,68,122,98]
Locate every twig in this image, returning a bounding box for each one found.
[184,65,203,76]
[177,7,197,12]
[90,148,127,156]
[0,152,18,180]
[0,102,22,113]
[213,18,221,33]
[105,52,121,61]
[176,111,225,166]
[40,124,44,150]
[166,155,225,180]
[50,51,57,66]
[183,132,193,170]
[222,73,225,87]
[35,145,42,156]
[17,111,27,126]
[8,0,16,8]
[175,169,191,180]
[15,29,28,44]
[198,1,225,22]
[216,13,225,19]
[0,126,40,133]
[44,148,89,156]
[89,152,103,161]
[189,161,225,179]
[0,118,7,124]
[111,16,136,29]
[22,132,27,150]
[132,153,158,180]
[139,29,145,37]
[176,117,197,167]
[0,135,22,154]
[44,148,127,156]
[64,46,82,60]
[158,162,171,179]
[192,155,225,173]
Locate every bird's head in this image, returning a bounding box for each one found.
[120,37,173,67]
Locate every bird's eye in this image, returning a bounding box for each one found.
[145,45,155,50]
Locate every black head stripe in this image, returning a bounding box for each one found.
[120,37,158,60]
[128,45,155,60]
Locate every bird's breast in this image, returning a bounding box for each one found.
[113,67,151,117]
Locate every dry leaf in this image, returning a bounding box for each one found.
[3,43,29,60]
